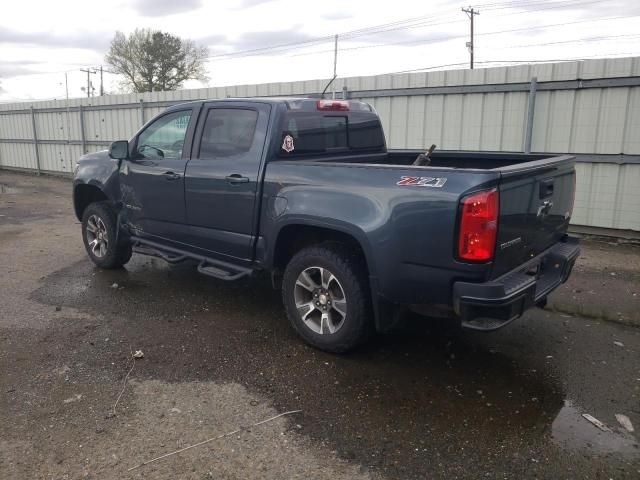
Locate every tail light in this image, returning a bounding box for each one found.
[458,188,499,262]
[316,99,349,111]
[568,172,576,217]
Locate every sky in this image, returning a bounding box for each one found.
[1,0,640,103]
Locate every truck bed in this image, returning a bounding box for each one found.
[267,148,575,287]
[295,150,558,170]
[385,150,555,170]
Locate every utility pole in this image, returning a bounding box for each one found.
[332,34,338,99]
[64,73,71,142]
[99,65,104,96]
[80,68,96,97]
[462,6,479,69]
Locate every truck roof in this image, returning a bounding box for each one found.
[166,97,373,112]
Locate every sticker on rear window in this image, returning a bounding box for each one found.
[397,176,447,187]
[282,134,295,153]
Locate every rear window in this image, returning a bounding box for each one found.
[280,112,384,156]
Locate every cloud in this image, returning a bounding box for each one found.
[201,25,464,59]
[235,0,275,7]
[321,12,353,21]
[130,0,202,17]
[225,28,318,51]
[357,28,458,45]
[196,33,229,47]
[0,28,111,52]
[0,60,44,78]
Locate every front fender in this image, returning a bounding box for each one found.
[73,150,122,218]
[74,151,120,187]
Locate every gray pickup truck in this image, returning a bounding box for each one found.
[73,97,579,352]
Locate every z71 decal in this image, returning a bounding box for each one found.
[396,176,447,187]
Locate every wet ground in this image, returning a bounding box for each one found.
[0,171,639,479]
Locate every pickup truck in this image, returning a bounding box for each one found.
[73,97,580,352]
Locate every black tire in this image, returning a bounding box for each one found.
[282,243,373,353]
[81,202,131,269]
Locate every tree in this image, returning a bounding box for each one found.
[105,29,209,93]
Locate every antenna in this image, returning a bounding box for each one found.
[321,35,339,98]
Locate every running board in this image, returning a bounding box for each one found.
[133,244,188,264]
[130,236,253,281]
[197,261,248,281]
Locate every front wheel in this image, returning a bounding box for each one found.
[282,244,373,353]
[81,202,132,269]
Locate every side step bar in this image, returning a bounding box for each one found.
[133,244,188,264]
[130,236,253,281]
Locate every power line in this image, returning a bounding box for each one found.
[486,0,606,16]
[205,14,466,60]
[487,33,640,50]
[206,5,632,63]
[474,0,587,10]
[281,14,638,61]
[476,14,638,38]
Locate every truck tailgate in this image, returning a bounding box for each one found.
[492,155,576,278]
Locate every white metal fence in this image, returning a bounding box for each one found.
[1,57,639,232]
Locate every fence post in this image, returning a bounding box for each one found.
[139,99,145,126]
[79,104,87,154]
[30,106,41,175]
[342,86,348,100]
[524,76,538,154]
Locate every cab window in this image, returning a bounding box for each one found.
[199,108,258,158]
[136,110,192,160]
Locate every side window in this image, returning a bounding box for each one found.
[199,108,258,158]
[136,110,192,160]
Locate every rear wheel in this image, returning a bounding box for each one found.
[81,202,131,269]
[282,244,372,352]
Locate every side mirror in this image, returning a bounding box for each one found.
[109,140,129,160]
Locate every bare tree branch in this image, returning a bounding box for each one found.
[105,29,210,93]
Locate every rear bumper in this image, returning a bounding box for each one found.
[452,236,580,331]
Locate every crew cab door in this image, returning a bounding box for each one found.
[184,101,270,260]
[119,107,198,242]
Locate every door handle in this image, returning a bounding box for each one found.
[225,174,249,185]
[163,171,181,181]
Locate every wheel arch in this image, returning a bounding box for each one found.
[270,221,377,286]
[269,221,402,333]
[73,182,110,221]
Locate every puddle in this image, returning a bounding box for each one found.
[0,184,26,194]
[551,400,639,458]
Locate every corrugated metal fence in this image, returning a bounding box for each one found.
[1,57,639,232]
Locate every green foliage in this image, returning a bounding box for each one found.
[106,29,209,93]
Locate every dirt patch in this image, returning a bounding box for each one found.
[3,379,372,479]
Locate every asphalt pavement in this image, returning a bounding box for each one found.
[0,171,638,479]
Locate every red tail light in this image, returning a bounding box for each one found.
[458,188,499,261]
[316,99,349,111]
